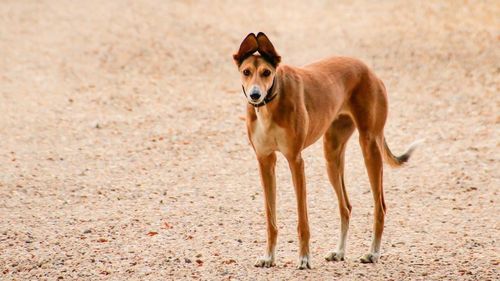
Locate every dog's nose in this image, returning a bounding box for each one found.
[250,91,261,101]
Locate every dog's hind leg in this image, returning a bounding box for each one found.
[357,131,386,263]
[254,152,278,268]
[349,75,390,263]
[323,114,356,262]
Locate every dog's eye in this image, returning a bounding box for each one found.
[243,69,251,76]
[262,69,271,77]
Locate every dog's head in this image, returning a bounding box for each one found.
[233,32,281,105]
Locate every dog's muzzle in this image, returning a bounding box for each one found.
[244,85,264,103]
[241,78,277,108]
[249,89,261,101]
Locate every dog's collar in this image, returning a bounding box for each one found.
[241,78,277,108]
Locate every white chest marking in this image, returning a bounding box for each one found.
[250,114,287,156]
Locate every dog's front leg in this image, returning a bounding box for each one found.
[254,153,278,268]
[287,154,311,269]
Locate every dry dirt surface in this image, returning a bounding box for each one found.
[1,1,499,280]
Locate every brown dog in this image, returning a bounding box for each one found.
[233,32,418,269]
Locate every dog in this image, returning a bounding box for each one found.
[233,32,418,269]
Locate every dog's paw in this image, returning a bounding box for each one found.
[297,255,311,270]
[254,255,275,268]
[324,251,345,262]
[359,252,380,263]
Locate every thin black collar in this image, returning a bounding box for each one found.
[241,78,277,108]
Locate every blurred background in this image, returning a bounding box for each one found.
[0,1,498,280]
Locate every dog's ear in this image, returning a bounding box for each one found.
[256,32,281,67]
[233,33,259,66]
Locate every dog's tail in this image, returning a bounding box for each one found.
[379,137,423,168]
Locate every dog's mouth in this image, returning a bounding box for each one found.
[248,97,265,105]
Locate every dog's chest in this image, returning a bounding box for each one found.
[249,117,287,156]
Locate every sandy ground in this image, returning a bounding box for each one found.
[0,0,499,280]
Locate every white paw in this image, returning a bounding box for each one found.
[254,255,275,268]
[359,252,380,263]
[297,255,311,270]
[324,251,345,261]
